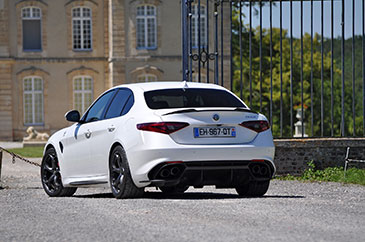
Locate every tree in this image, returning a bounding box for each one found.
[231,23,346,137]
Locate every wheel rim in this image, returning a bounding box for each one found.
[42,154,62,193]
[110,153,125,194]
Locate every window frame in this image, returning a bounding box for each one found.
[72,6,93,51]
[104,88,135,119]
[137,74,157,82]
[81,90,116,123]
[73,76,94,115]
[191,4,207,49]
[23,76,44,125]
[136,5,157,50]
[144,88,247,110]
[22,7,42,52]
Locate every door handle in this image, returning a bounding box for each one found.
[85,129,92,139]
[108,125,115,132]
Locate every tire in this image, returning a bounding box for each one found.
[41,148,77,197]
[159,185,189,194]
[109,146,144,199]
[235,180,270,197]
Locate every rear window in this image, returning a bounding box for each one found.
[144,88,246,109]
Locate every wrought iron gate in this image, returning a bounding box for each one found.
[181,0,365,138]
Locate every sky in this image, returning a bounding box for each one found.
[242,0,364,39]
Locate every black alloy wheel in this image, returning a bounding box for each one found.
[109,146,144,199]
[41,148,77,197]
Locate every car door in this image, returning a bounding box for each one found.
[62,90,116,179]
[88,88,134,176]
[61,123,92,179]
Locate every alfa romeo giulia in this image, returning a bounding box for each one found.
[41,82,275,198]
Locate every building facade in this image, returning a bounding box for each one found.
[0,0,229,141]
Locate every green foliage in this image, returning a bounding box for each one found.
[277,160,365,186]
[231,8,364,137]
[8,147,44,158]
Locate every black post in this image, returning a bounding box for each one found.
[230,0,233,91]
[301,0,304,137]
[239,1,243,99]
[249,0,252,107]
[321,0,324,136]
[352,0,356,136]
[207,0,210,83]
[331,0,334,136]
[290,0,293,137]
[260,0,262,112]
[182,0,189,82]
[363,0,365,136]
[311,0,314,137]
[341,0,345,137]
[221,1,224,86]
[280,0,283,137]
[270,0,273,127]
[198,0,201,83]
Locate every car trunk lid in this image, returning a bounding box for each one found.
[155,108,263,145]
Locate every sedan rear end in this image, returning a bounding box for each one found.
[128,83,275,196]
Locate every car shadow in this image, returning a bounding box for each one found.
[73,191,305,200]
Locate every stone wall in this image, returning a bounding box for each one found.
[274,138,365,175]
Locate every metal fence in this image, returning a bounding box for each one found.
[181,0,365,138]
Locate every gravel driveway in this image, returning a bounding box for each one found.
[0,152,364,242]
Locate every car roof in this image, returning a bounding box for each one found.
[113,81,227,92]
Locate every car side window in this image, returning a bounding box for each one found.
[83,90,115,123]
[121,94,134,115]
[105,89,134,119]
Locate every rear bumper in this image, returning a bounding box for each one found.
[142,160,274,188]
[128,142,275,187]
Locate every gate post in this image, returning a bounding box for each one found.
[181,0,189,82]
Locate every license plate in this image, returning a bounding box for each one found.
[194,127,236,138]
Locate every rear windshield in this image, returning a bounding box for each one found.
[144,88,246,109]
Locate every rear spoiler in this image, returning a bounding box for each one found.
[162,108,258,116]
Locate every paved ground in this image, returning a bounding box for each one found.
[0,152,364,242]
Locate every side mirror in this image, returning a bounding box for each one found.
[65,110,81,122]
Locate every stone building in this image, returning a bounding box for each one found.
[0,0,230,141]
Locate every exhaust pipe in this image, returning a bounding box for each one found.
[252,165,261,175]
[155,164,186,180]
[170,167,180,176]
[260,166,268,176]
[160,169,170,178]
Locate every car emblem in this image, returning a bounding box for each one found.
[212,114,220,122]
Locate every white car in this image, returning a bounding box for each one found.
[41,82,275,198]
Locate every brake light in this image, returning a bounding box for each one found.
[252,159,265,162]
[137,122,189,134]
[239,120,270,133]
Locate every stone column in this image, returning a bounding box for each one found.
[0,1,13,140]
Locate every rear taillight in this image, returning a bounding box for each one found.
[239,120,270,133]
[137,122,189,134]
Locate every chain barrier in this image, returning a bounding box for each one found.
[0,146,41,167]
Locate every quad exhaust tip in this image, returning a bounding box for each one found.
[250,164,270,178]
[158,165,184,179]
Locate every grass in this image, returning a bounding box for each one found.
[276,161,365,186]
[7,146,44,158]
